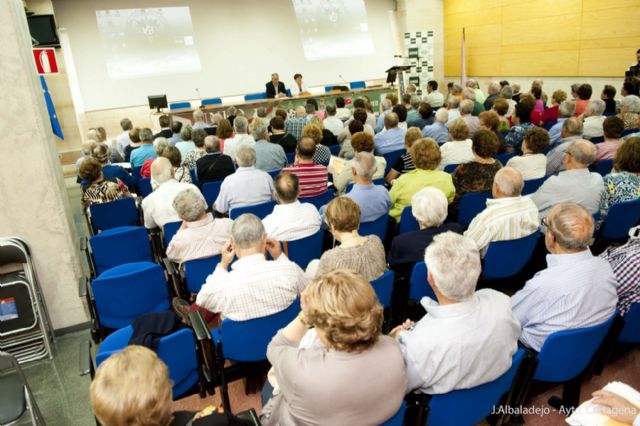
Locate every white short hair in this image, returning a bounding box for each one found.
[493,167,524,197]
[586,99,606,116]
[352,152,377,180]
[425,232,481,302]
[462,88,476,101]
[460,100,474,114]
[434,108,449,123]
[381,99,392,110]
[411,187,448,227]
[232,214,265,249]
[234,116,249,134]
[447,96,460,108]
[252,123,269,141]
[620,95,640,113]
[193,109,204,122]
[235,145,256,167]
[153,137,169,155]
[172,188,206,222]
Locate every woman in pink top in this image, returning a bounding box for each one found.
[595,116,625,163]
[575,84,592,116]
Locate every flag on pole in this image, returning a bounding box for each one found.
[39,75,64,140]
[461,27,467,86]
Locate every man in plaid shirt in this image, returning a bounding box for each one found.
[284,106,308,141]
[600,226,640,316]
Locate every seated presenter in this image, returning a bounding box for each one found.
[290,73,310,97]
[266,73,287,99]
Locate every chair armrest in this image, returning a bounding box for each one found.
[162,257,178,276]
[78,276,88,298]
[78,340,93,377]
[189,310,212,342]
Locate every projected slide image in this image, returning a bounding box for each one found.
[96,7,201,80]
[292,0,375,61]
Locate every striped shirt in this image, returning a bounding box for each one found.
[392,153,416,175]
[600,231,640,316]
[283,162,328,198]
[464,196,540,255]
[511,250,618,351]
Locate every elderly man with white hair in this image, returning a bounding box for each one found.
[582,99,607,139]
[389,187,464,280]
[546,117,585,175]
[374,113,407,154]
[222,116,255,160]
[285,105,308,141]
[421,108,450,144]
[392,232,520,394]
[512,203,618,351]
[342,152,391,223]
[141,157,203,229]
[483,82,501,111]
[548,100,577,145]
[464,167,539,255]
[463,87,485,116]
[192,109,208,129]
[533,139,604,218]
[166,188,233,264]
[375,98,394,133]
[213,146,274,214]
[253,123,287,172]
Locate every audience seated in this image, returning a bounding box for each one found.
[160,146,192,186]
[222,117,255,161]
[500,85,517,118]
[409,103,433,129]
[140,137,169,178]
[389,138,455,222]
[459,99,481,136]
[600,226,640,316]
[142,158,202,229]
[343,152,391,223]
[492,98,511,133]
[166,188,233,264]
[511,202,617,351]
[253,123,287,172]
[534,90,566,127]
[406,96,421,124]
[215,119,234,151]
[595,116,625,162]
[175,125,195,159]
[618,95,640,130]
[389,188,464,280]
[338,119,364,159]
[167,121,183,146]
[600,85,617,116]
[338,108,375,145]
[392,232,520,394]
[261,270,407,426]
[374,113,407,154]
[154,114,172,139]
[375,98,393,133]
[322,104,343,137]
[385,127,422,184]
[464,167,539,255]
[439,119,474,169]
[302,123,331,166]
[546,117,585,175]
[506,127,549,180]
[446,96,462,125]
[213,146,274,214]
[463,86,485,116]
[192,109,209,129]
[285,106,308,141]
[282,137,328,198]
[504,100,535,153]
[483,82,500,111]
[79,157,130,207]
[582,99,607,139]
[335,96,352,122]
[600,137,640,218]
[421,107,450,144]
[308,115,337,147]
[307,197,386,281]
[262,172,322,241]
[574,84,592,116]
[548,100,576,145]
[423,80,445,108]
[333,132,386,193]
[123,127,141,163]
[181,128,207,169]
[269,116,297,154]
[195,136,235,184]
[116,118,133,155]
[90,143,136,189]
[88,127,123,164]
[129,128,158,168]
[478,110,503,143]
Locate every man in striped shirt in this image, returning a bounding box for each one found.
[283,137,328,198]
[464,167,539,256]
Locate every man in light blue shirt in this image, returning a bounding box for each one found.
[253,123,286,172]
[374,113,407,155]
[130,128,158,167]
[422,107,450,144]
[511,202,618,351]
[548,100,576,145]
[375,98,393,133]
[545,117,584,176]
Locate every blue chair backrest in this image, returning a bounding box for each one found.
[89,197,139,232]
[622,128,639,137]
[599,198,640,241]
[230,200,276,220]
[286,89,292,97]
[267,169,282,180]
[444,163,459,173]
[183,255,220,294]
[285,229,323,269]
[92,262,170,329]
[481,231,540,280]
[457,191,492,226]
[138,177,153,198]
[534,312,616,382]
[162,221,182,248]
[131,166,142,179]
[189,168,198,186]
[344,178,384,194]
[619,304,640,344]
[589,136,605,144]
[544,120,557,130]
[522,176,546,195]
[212,300,300,362]
[382,149,406,175]
[398,206,420,234]
[329,144,341,155]
[495,152,516,165]
[380,400,406,426]
[169,102,191,110]
[360,214,388,241]
[286,151,296,165]
[592,159,614,176]
[427,349,525,426]
[244,92,267,101]
[350,81,366,90]
[371,270,394,308]
[409,261,436,302]
[324,86,335,93]
[89,226,153,275]
[299,191,334,210]
[201,98,222,106]
[202,180,223,208]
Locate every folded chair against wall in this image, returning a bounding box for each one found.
[0,351,45,425]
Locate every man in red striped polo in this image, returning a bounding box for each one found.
[283,136,328,198]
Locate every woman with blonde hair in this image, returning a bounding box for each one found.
[302,123,331,166]
[261,270,407,426]
[384,126,423,183]
[308,115,338,147]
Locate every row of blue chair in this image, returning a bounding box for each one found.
[169,98,222,110]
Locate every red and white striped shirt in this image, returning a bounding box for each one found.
[283,162,328,198]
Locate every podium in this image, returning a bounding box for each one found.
[385,65,412,95]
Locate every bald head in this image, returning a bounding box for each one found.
[566,139,596,168]
[546,202,594,252]
[295,105,306,117]
[274,172,299,204]
[352,151,377,181]
[492,167,524,198]
[150,157,173,184]
[460,99,474,115]
[296,136,317,160]
[384,112,399,129]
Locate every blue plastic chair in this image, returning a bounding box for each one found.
[96,326,199,399]
[425,349,525,426]
[544,120,557,130]
[457,191,492,227]
[286,151,296,165]
[285,89,292,97]
[91,262,170,330]
[350,81,366,90]
[382,149,406,175]
[495,152,516,165]
[284,229,323,269]
[162,221,182,248]
[380,400,406,426]
[481,231,540,280]
[244,92,267,101]
[201,97,222,106]
[324,86,335,93]
[592,159,614,176]
[89,197,139,233]
[202,180,223,208]
[344,178,384,194]
[522,176,546,195]
[189,168,198,186]
[89,226,153,276]
[169,102,191,110]
[398,206,420,234]
[329,144,341,155]
[138,177,153,198]
[622,128,639,137]
[409,261,436,302]
[267,169,282,180]
[229,200,276,220]
[589,136,605,144]
[370,270,394,308]
[443,163,459,173]
[131,166,142,179]
[599,198,640,241]
[299,191,334,210]
[360,214,389,241]
[183,255,220,294]
[619,304,640,344]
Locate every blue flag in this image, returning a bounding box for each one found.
[39,76,64,140]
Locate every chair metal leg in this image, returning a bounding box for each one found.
[548,376,582,413]
[216,341,232,414]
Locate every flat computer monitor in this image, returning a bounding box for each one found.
[148,95,168,112]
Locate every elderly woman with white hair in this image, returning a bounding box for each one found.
[582,99,607,139]
[181,128,208,169]
[140,137,170,178]
[389,187,464,280]
[618,94,640,130]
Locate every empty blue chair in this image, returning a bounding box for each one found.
[409,261,436,302]
[589,136,605,144]
[96,326,199,399]
[138,177,153,198]
[495,152,516,165]
[169,102,191,110]
[444,163,459,173]
[350,81,366,90]
[344,178,384,194]
[229,200,276,220]
[622,127,638,137]
[201,97,222,106]
[398,206,420,234]
[324,86,336,93]
[286,151,296,165]
[481,231,540,280]
[300,191,334,210]
[380,400,406,426]
[599,198,640,241]
[162,221,182,248]
[592,159,613,176]
[619,304,640,344]
[89,197,139,233]
[91,262,170,330]
[285,89,291,97]
[371,270,394,308]
[457,191,492,226]
[360,214,388,241]
[267,169,282,180]
[381,149,406,175]
[425,349,525,426]
[284,229,323,269]
[183,255,220,294]
[244,92,267,101]
[522,176,546,195]
[202,180,223,208]
[89,226,153,275]
[329,144,341,155]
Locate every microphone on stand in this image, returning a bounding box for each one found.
[196,88,204,109]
